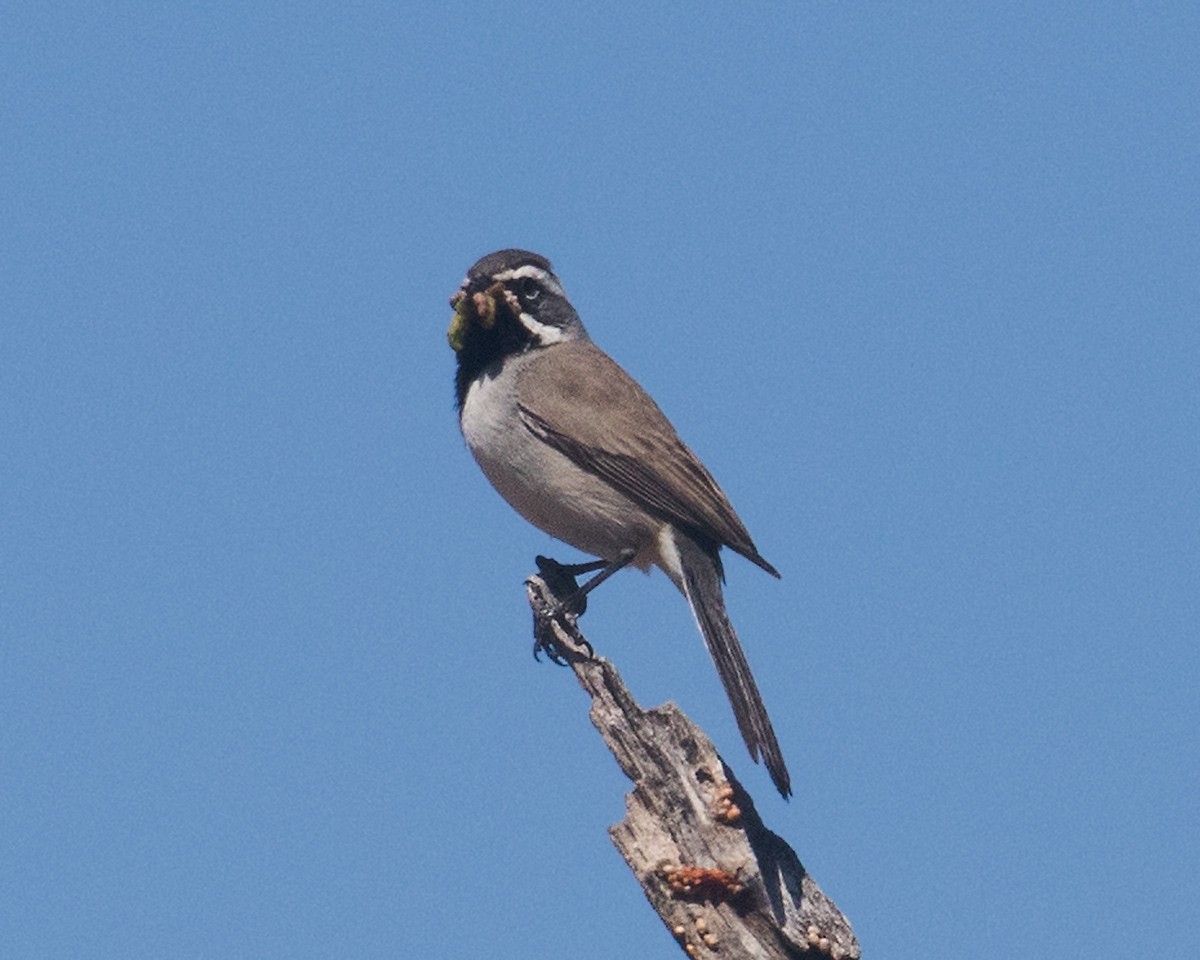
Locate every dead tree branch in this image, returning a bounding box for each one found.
[526,570,861,960]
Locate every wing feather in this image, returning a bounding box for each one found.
[516,342,779,577]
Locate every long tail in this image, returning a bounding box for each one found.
[675,534,792,798]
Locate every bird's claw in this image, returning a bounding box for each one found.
[529,557,596,665]
[531,599,594,665]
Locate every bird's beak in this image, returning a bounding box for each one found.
[446,282,505,352]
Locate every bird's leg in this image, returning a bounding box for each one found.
[572,548,636,600]
[536,549,635,614]
[531,549,636,663]
[540,557,610,578]
[534,556,594,616]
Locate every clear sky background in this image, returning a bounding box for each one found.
[3,4,1197,958]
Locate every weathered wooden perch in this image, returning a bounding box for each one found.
[526,569,861,960]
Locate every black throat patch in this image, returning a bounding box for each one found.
[451,285,535,411]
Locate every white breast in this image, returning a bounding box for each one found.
[459,353,663,569]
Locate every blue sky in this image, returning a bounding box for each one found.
[3,3,1197,957]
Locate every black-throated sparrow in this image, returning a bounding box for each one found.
[448,249,791,797]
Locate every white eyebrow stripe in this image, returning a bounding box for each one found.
[491,264,567,300]
[491,264,550,282]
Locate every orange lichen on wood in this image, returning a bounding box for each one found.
[661,864,747,902]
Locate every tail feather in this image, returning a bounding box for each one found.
[675,535,792,798]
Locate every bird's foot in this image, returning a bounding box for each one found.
[531,623,593,665]
[527,550,635,665]
[534,555,597,617]
[528,558,595,665]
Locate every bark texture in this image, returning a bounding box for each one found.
[526,571,861,960]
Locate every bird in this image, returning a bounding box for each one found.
[447,248,791,798]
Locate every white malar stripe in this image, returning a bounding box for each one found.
[517,311,566,344]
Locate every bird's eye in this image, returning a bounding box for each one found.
[516,278,540,302]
